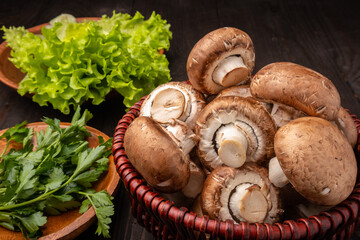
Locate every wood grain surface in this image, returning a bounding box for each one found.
[0,0,360,239]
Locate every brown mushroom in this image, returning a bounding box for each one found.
[267,102,307,128]
[250,62,341,121]
[201,163,282,224]
[124,116,196,192]
[216,85,306,128]
[182,161,206,199]
[269,117,357,206]
[296,201,332,218]
[157,160,206,208]
[195,96,276,170]
[215,85,253,99]
[140,82,206,129]
[333,107,358,148]
[187,27,255,95]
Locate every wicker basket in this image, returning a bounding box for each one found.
[112,96,360,240]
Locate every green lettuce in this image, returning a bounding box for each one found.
[2,11,172,114]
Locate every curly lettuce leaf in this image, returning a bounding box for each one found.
[2,11,172,114]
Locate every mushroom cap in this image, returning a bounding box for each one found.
[124,116,190,193]
[334,107,358,148]
[269,102,307,128]
[140,81,206,130]
[250,62,341,121]
[216,85,307,128]
[216,85,274,113]
[187,27,255,95]
[274,117,357,206]
[195,96,276,170]
[216,85,252,99]
[201,163,282,224]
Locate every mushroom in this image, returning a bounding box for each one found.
[250,62,341,121]
[140,82,206,129]
[269,117,357,206]
[182,161,206,199]
[333,107,358,148]
[201,163,282,224]
[187,27,255,95]
[124,116,197,192]
[159,160,206,207]
[216,85,306,128]
[296,202,332,218]
[215,85,253,99]
[195,96,276,170]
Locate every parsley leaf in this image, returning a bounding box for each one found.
[79,190,114,238]
[0,107,114,239]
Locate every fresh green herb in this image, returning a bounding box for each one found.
[0,107,114,239]
[2,11,172,114]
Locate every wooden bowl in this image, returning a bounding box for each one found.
[0,122,119,240]
[0,17,101,91]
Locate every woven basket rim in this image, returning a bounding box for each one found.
[112,95,360,239]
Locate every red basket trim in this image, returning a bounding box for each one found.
[274,222,287,239]
[297,218,319,240]
[237,221,251,239]
[158,200,177,234]
[344,200,359,225]
[224,219,235,240]
[283,220,303,240]
[135,185,152,203]
[150,196,166,220]
[316,212,341,238]
[182,212,197,239]
[122,168,139,185]
[208,218,221,238]
[195,215,209,233]
[345,223,356,240]
[254,222,267,239]
[116,162,133,177]
[173,207,190,239]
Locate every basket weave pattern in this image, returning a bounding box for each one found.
[112,96,360,240]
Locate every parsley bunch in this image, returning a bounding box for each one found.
[0,108,114,239]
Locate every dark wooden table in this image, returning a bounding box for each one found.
[1,0,360,239]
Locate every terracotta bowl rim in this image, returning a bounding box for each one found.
[0,121,119,240]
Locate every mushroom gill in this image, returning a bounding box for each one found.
[201,164,282,224]
[195,96,276,171]
[187,27,255,95]
[140,81,206,129]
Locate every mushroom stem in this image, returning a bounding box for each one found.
[150,88,190,124]
[296,203,332,218]
[166,119,196,156]
[269,157,289,187]
[212,56,249,87]
[182,161,205,199]
[229,183,268,223]
[216,124,248,168]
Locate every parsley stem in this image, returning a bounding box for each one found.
[0,141,10,160]
[0,173,77,211]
